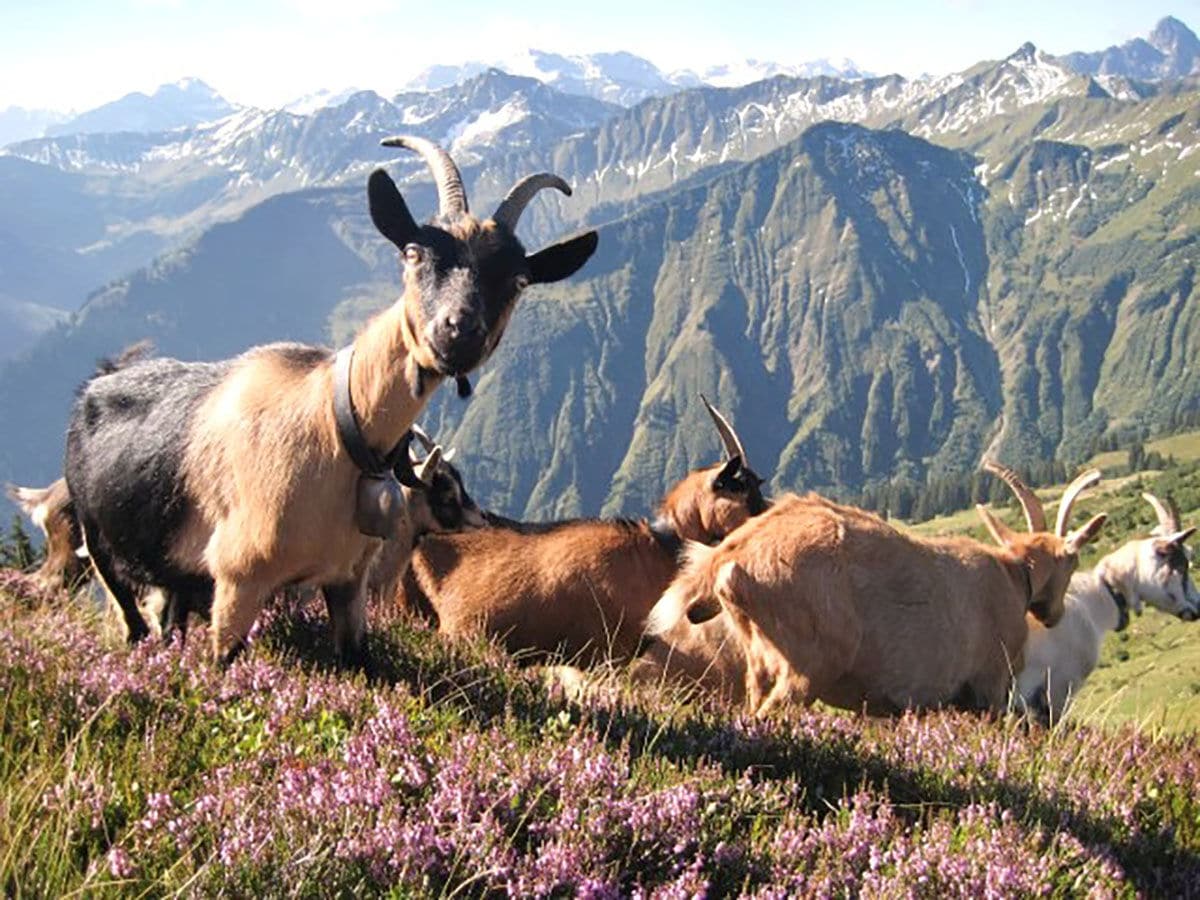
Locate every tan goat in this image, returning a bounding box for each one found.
[403,399,769,664]
[646,463,1107,716]
[63,137,598,669]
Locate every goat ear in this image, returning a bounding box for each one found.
[975,504,1014,547]
[1064,513,1107,554]
[415,446,442,486]
[527,231,599,284]
[1152,527,1195,555]
[685,595,723,625]
[712,456,744,490]
[1169,526,1197,546]
[368,169,419,250]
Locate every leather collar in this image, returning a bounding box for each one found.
[1101,577,1130,632]
[333,346,415,481]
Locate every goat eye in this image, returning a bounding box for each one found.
[404,245,424,266]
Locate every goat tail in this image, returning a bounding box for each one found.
[644,541,721,636]
[6,483,55,532]
[6,482,50,511]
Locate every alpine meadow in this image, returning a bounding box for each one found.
[2,9,1200,897]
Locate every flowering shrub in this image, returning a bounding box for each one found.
[2,571,1197,897]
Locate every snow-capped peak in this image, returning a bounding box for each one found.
[282,87,363,115]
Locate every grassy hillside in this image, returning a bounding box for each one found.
[3,573,1200,896]
[1087,429,1200,473]
[910,448,1200,734]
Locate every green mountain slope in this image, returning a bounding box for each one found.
[958,92,1200,463]
[0,185,384,486]
[402,122,1002,514]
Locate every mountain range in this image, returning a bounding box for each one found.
[0,16,1198,524]
[0,49,872,149]
[401,50,872,105]
[1062,15,1200,81]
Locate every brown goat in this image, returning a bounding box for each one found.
[5,479,86,590]
[64,137,597,669]
[404,399,769,664]
[646,463,1107,716]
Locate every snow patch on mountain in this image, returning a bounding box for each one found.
[283,87,362,115]
[405,49,873,105]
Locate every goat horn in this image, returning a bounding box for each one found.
[982,460,1046,533]
[415,446,442,486]
[1055,469,1102,537]
[492,173,572,233]
[701,395,747,464]
[380,135,467,218]
[409,423,437,454]
[1142,491,1180,535]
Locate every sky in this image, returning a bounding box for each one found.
[2,0,1198,111]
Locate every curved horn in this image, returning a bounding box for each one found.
[409,423,437,454]
[492,173,572,234]
[1142,491,1180,535]
[701,394,747,464]
[1055,469,1102,537]
[380,135,467,218]
[982,460,1046,533]
[415,446,443,486]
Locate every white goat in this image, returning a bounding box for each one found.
[1015,492,1198,725]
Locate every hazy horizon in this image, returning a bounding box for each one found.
[2,1,1197,113]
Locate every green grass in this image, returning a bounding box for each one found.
[1072,614,1200,734]
[1086,427,1200,473]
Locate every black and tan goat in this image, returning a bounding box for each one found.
[646,463,1107,716]
[23,427,482,644]
[401,399,768,664]
[64,137,598,668]
[149,433,485,642]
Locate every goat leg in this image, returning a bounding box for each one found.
[81,519,150,644]
[323,579,374,675]
[211,576,269,667]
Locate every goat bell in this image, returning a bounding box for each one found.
[355,473,406,539]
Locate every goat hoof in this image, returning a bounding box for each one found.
[340,645,376,679]
[218,642,247,670]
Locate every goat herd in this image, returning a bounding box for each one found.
[6,138,1199,727]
